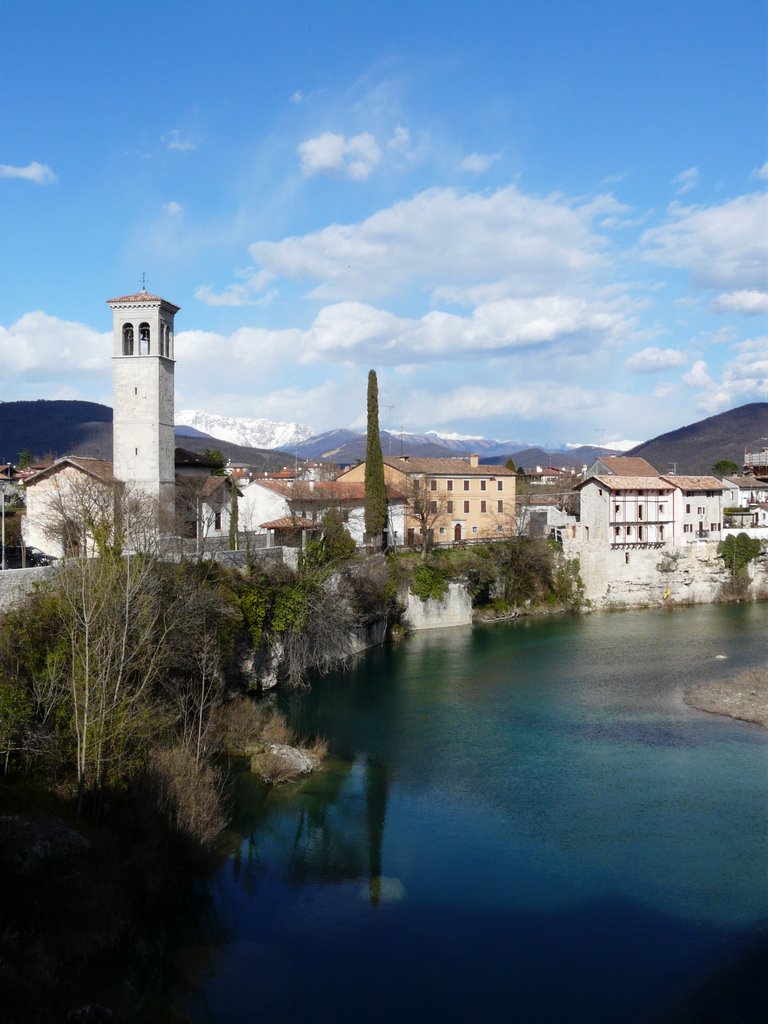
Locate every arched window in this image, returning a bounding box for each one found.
[122,323,134,355]
[139,322,150,355]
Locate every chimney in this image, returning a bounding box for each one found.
[469,453,479,468]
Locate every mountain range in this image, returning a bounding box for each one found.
[2,399,768,476]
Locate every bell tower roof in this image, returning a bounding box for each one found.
[107,288,180,313]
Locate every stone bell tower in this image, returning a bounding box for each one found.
[107,287,179,512]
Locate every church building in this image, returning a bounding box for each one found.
[23,289,230,557]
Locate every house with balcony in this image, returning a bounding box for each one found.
[570,468,725,549]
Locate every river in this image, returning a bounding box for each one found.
[179,604,768,1023]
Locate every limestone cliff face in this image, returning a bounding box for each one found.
[563,538,768,608]
[402,581,473,631]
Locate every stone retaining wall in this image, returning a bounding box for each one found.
[0,566,55,612]
[563,539,767,607]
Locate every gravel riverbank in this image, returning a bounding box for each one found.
[685,668,768,730]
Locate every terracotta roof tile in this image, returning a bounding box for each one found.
[577,474,674,492]
[260,516,318,530]
[381,456,516,476]
[660,474,726,490]
[107,289,180,312]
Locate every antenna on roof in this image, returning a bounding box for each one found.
[383,404,396,455]
[140,271,148,292]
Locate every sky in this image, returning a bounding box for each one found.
[1,0,766,449]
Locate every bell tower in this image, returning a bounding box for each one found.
[107,287,179,512]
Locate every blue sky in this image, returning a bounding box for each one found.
[1,0,766,447]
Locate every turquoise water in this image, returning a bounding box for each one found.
[186,605,768,1023]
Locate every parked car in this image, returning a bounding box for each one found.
[1,546,56,569]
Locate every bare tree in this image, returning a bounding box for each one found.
[403,476,450,558]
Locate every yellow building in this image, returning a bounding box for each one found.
[337,454,517,546]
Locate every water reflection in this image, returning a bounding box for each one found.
[228,754,390,908]
[186,604,768,1023]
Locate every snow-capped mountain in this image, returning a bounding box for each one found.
[175,410,313,451]
[565,439,640,452]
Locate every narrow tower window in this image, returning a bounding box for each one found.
[139,322,151,355]
[122,323,134,355]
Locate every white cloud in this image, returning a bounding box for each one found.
[752,161,768,180]
[681,338,768,414]
[298,131,382,179]
[188,293,628,371]
[387,125,410,151]
[683,359,715,389]
[248,183,614,302]
[672,167,699,195]
[0,312,108,376]
[163,201,183,216]
[195,269,275,307]
[163,129,197,152]
[0,161,57,185]
[459,152,500,174]
[711,290,768,315]
[642,192,768,290]
[625,347,688,373]
[290,90,305,105]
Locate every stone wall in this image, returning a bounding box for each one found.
[563,538,767,607]
[403,581,473,631]
[0,567,55,612]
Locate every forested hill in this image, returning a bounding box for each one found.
[0,399,287,471]
[628,403,768,475]
[0,400,113,463]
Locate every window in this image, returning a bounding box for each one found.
[659,525,665,540]
[711,522,719,532]
[214,511,222,531]
[615,504,620,513]
[685,503,691,514]
[430,479,437,491]
[697,506,705,515]
[684,523,692,533]
[598,489,603,495]
[615,526,620,537]
[497,480,503,491]
[439,526,445,535]
[625,552,630,564]
[626,526,632,536]
[659,503,665,514]
[122,323,134,355]
[480,480,487,491]
[638,526,644,541]
[447,479,454,491]
[463,500,470,514]
[430,500,438,513]
[497,500,503,513]
[446,500,454,514]
[480,500,487,513]
[463,480,470,491]
[472,526,478,533]
[638,505,644,520]
[139,322,150,355]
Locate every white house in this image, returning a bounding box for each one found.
[570,471,725,549]
[240,478,407,548]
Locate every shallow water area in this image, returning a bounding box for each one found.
[186,604,768,1023]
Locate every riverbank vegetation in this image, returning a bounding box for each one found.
[0,525,584,1018]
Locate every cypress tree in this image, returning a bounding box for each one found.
[364,369,388,542]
